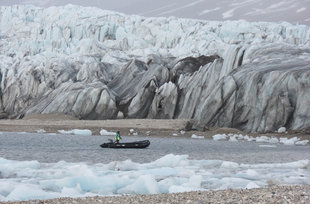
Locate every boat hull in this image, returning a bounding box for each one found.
[100,140,150,148]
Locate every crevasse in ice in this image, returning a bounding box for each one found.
[0,5,310,132]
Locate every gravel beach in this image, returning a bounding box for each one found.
[1,185,309,204]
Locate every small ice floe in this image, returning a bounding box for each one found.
[172,133,178,136]
[128,129,138,135]
[296,140,309,145]
[277,127,286,133]
[246,182,260,189]
[243,135,255,141]
[191,134,204,139]
[146,131,151,136]
[17,132,27,134]
[212,133,308,146]
[259,145,277,148]
[279,137,299,145]
[180,130,186,135]
[36,129,46,133]
[58,129,92,136]
[255,136,270,143]
[229,135,238,142]
[100,129,115,136]
[268,137,279,143]
[212,134,227,141]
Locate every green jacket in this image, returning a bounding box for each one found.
[115,132,121,141]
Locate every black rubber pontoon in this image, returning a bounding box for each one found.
[100,140,150,148]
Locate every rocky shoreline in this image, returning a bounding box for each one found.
[1,185,309,204]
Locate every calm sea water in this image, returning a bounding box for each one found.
[0,132,309,164]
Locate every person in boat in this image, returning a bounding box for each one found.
[115,131,122,143]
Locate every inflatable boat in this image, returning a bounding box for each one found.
[100,140,150,148]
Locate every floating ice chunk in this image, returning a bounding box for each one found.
[129,129,135,134]
[212,134,227,141]
[229,135,238,142]
[259,145,277,148]
[169,185,195,193]
[187,175,202,189]
[255,136,270,143]
[221,161,239,168]
[295,140,309,145]
[268,137,279,143]
[191,134,204,139]
[169,175,203,193]
[0,195,5,200]
[58,129,92,136]
[158,177,187,193]
[180,130,186,135]
[58,130,73,135]
[36,129,46,133]
[133,132,138,136]
[71,129,92,136]
[0,158,40,178]
[117,175,159,194]
[172,133,178,136]
[244,135,255,141]
[240,159,309,169]
[278,127,286,133]
[99,129,115,136]
[219,177,252,189]
[246,182,260,189]
[213,133,305,146]
[150,154,189,167]
[6,184,57,201]
[17,132,27,134]
[60,184,83,197]
[244,169,259,178]
[280,137,299,145]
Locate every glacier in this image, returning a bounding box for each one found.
[0,5,310,132]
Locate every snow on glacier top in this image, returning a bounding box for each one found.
[0,4,309,64]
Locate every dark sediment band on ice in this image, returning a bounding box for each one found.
[0,5,310,133]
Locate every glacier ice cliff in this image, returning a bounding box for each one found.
[0,5,310,133]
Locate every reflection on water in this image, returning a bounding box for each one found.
[0,132,309,164]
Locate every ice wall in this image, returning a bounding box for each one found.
[0,5,310,132]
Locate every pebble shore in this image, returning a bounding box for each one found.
[2,185,309,204]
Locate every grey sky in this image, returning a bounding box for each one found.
[0,0,309,25]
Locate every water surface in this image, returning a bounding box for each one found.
[0,132,309,164]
